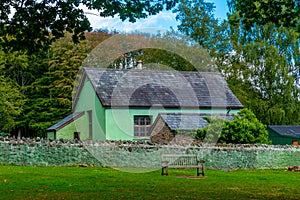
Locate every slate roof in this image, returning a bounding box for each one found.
[83,68,243,109]
[156,113,235,131]
[268,126,300,138]
[47,112,84,131]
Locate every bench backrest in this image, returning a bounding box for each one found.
[161,154,200,167]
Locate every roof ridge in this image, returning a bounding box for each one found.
[83,67,221,74]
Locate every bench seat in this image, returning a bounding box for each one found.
[161,154,205,176]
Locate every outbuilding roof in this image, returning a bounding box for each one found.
[156,113,235,131]
[46,112,84,132]
[81,68,243,109]
[268,126,300,138]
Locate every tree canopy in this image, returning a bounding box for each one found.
[176,0,230,55]
[226,0,300,125]
[227,0,300,32]
[0,0,179,53]
[176,0,300,125]
[106,30,216,72]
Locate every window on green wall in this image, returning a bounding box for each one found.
[134,115,152,137]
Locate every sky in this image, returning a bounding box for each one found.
[84,0,229,33]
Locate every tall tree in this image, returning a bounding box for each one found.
[0,49,25,132]
[176,0,300,125]
[226,0,300,125]
[0,76,25,132]
[23,31,112,137]
[227,0,300,86]
[176,0,230,56]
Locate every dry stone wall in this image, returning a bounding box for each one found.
[1,136,300,170]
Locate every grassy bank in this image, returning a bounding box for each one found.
[1,166,299,199]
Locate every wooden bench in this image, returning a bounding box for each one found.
[161,154,205,176]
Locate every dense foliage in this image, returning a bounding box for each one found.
[227,0,300,125]
[227,0,300,32]
[21,31,111,137]
[0,0,179,53]
[108,30,216,72]
[0,76,25,132]
[177,0,300,125]
[219,109,270,144]
[0,49,26,132]
[196,109,270,144]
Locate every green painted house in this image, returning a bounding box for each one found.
[47,68,243,141]
[268,126,300,146]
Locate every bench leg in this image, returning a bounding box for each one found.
[196,163,205,176]
[162,167,169,176]
[166,166,168,176]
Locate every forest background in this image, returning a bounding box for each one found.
[0,0,299,138]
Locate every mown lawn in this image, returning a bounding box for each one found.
[0,166,300,200]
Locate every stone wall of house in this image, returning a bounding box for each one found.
[1,137,300,170]
[149,118,174,143]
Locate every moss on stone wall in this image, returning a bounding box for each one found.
[0,137,300,170]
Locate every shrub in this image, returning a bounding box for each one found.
[0,132,10,137]
[196,109,270,144]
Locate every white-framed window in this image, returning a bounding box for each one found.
[134,115,152,137]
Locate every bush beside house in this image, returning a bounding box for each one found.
[196,109,270,144]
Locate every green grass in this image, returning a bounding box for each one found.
[0,166,300,200]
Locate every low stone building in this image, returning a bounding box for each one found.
[149,113,235,144]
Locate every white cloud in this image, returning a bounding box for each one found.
[81,5,179,34]
[81,1,228,34]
